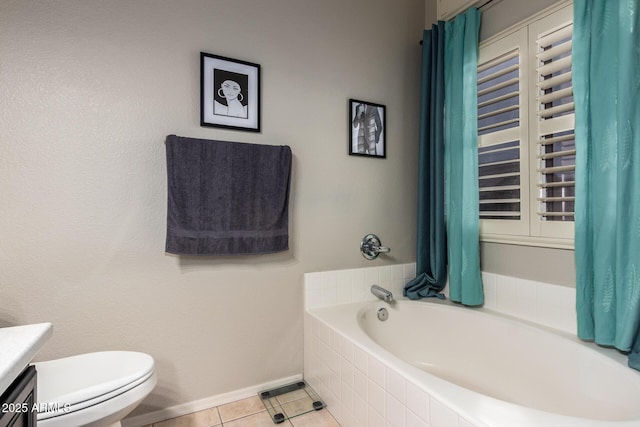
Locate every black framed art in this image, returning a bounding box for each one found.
[349,99,386,158]
[200,52,261,132]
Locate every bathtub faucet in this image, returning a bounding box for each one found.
[371,285,394,303]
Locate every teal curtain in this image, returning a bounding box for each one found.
[444,8,484,306]
[574,0,640,370]
[404,24,448,300]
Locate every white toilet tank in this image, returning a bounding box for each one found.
[34,351,156,427]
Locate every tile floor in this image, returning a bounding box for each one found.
[142,395,340,427]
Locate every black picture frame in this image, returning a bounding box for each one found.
[200,52,261,132]
[349,99,386,158]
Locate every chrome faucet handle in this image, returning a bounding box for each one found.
[360,234,391,260]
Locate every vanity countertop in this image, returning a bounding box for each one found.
[0,323,52,394]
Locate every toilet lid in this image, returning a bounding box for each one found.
[35,351,155,409]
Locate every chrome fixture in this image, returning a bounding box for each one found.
[371,284,394,303]
[377,307,389,321]
[360,234,390,260]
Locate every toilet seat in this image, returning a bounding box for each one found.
[34,351,155,422]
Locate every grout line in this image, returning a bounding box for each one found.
[219,409,294,426]
[148,391,335,427]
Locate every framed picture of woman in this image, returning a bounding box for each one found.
[349,99,386,158]
[200,52,261,132]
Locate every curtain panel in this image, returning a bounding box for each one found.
[444,8,484,306]
[573,0,640,369]
[404,24,448,300]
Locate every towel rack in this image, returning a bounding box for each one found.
[360,234,390,260]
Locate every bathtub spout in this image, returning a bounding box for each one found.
[371,285,394,303]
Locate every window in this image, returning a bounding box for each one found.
[477,1,574,249]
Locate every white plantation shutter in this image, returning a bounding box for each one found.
[534,23,574,220]
[529,5,575,241]
[477,1,574,248]
[478,140,521,220]
[477,27,529,237]
[478,50,520,136]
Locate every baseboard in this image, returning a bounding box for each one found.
[121,374,303,427]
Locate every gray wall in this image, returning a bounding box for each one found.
[479,0,561,41]
[0,0,424,417]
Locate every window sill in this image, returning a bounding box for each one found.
[480,233,574,250]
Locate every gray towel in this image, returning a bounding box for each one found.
[165,135,292,255]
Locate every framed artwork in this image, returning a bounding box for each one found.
[200,52,261,132]
[349,99,386,158]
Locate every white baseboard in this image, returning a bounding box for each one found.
[121,374,303,427]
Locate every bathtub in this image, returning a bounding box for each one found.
[304,299,640,427]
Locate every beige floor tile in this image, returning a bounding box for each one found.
[281,395,314,418]
[290,410,340,427]
[153,407,221,427]
[218,396,266,422]
[147,392,337,426]
[223,410,292,427]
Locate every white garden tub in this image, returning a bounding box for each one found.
[304,299,640,427]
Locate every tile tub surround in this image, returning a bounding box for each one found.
[304,264,417,311]
[481,271,576,334]
[305,310,475,427]
[304,264,576,334]
[303,264,578,426]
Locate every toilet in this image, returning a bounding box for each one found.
[34,351,157,427]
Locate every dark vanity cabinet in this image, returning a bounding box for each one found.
[0,366,37,427]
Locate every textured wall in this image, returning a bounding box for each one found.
[0,0,423,417]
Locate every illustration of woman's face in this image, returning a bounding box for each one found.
[221,80,241,100]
